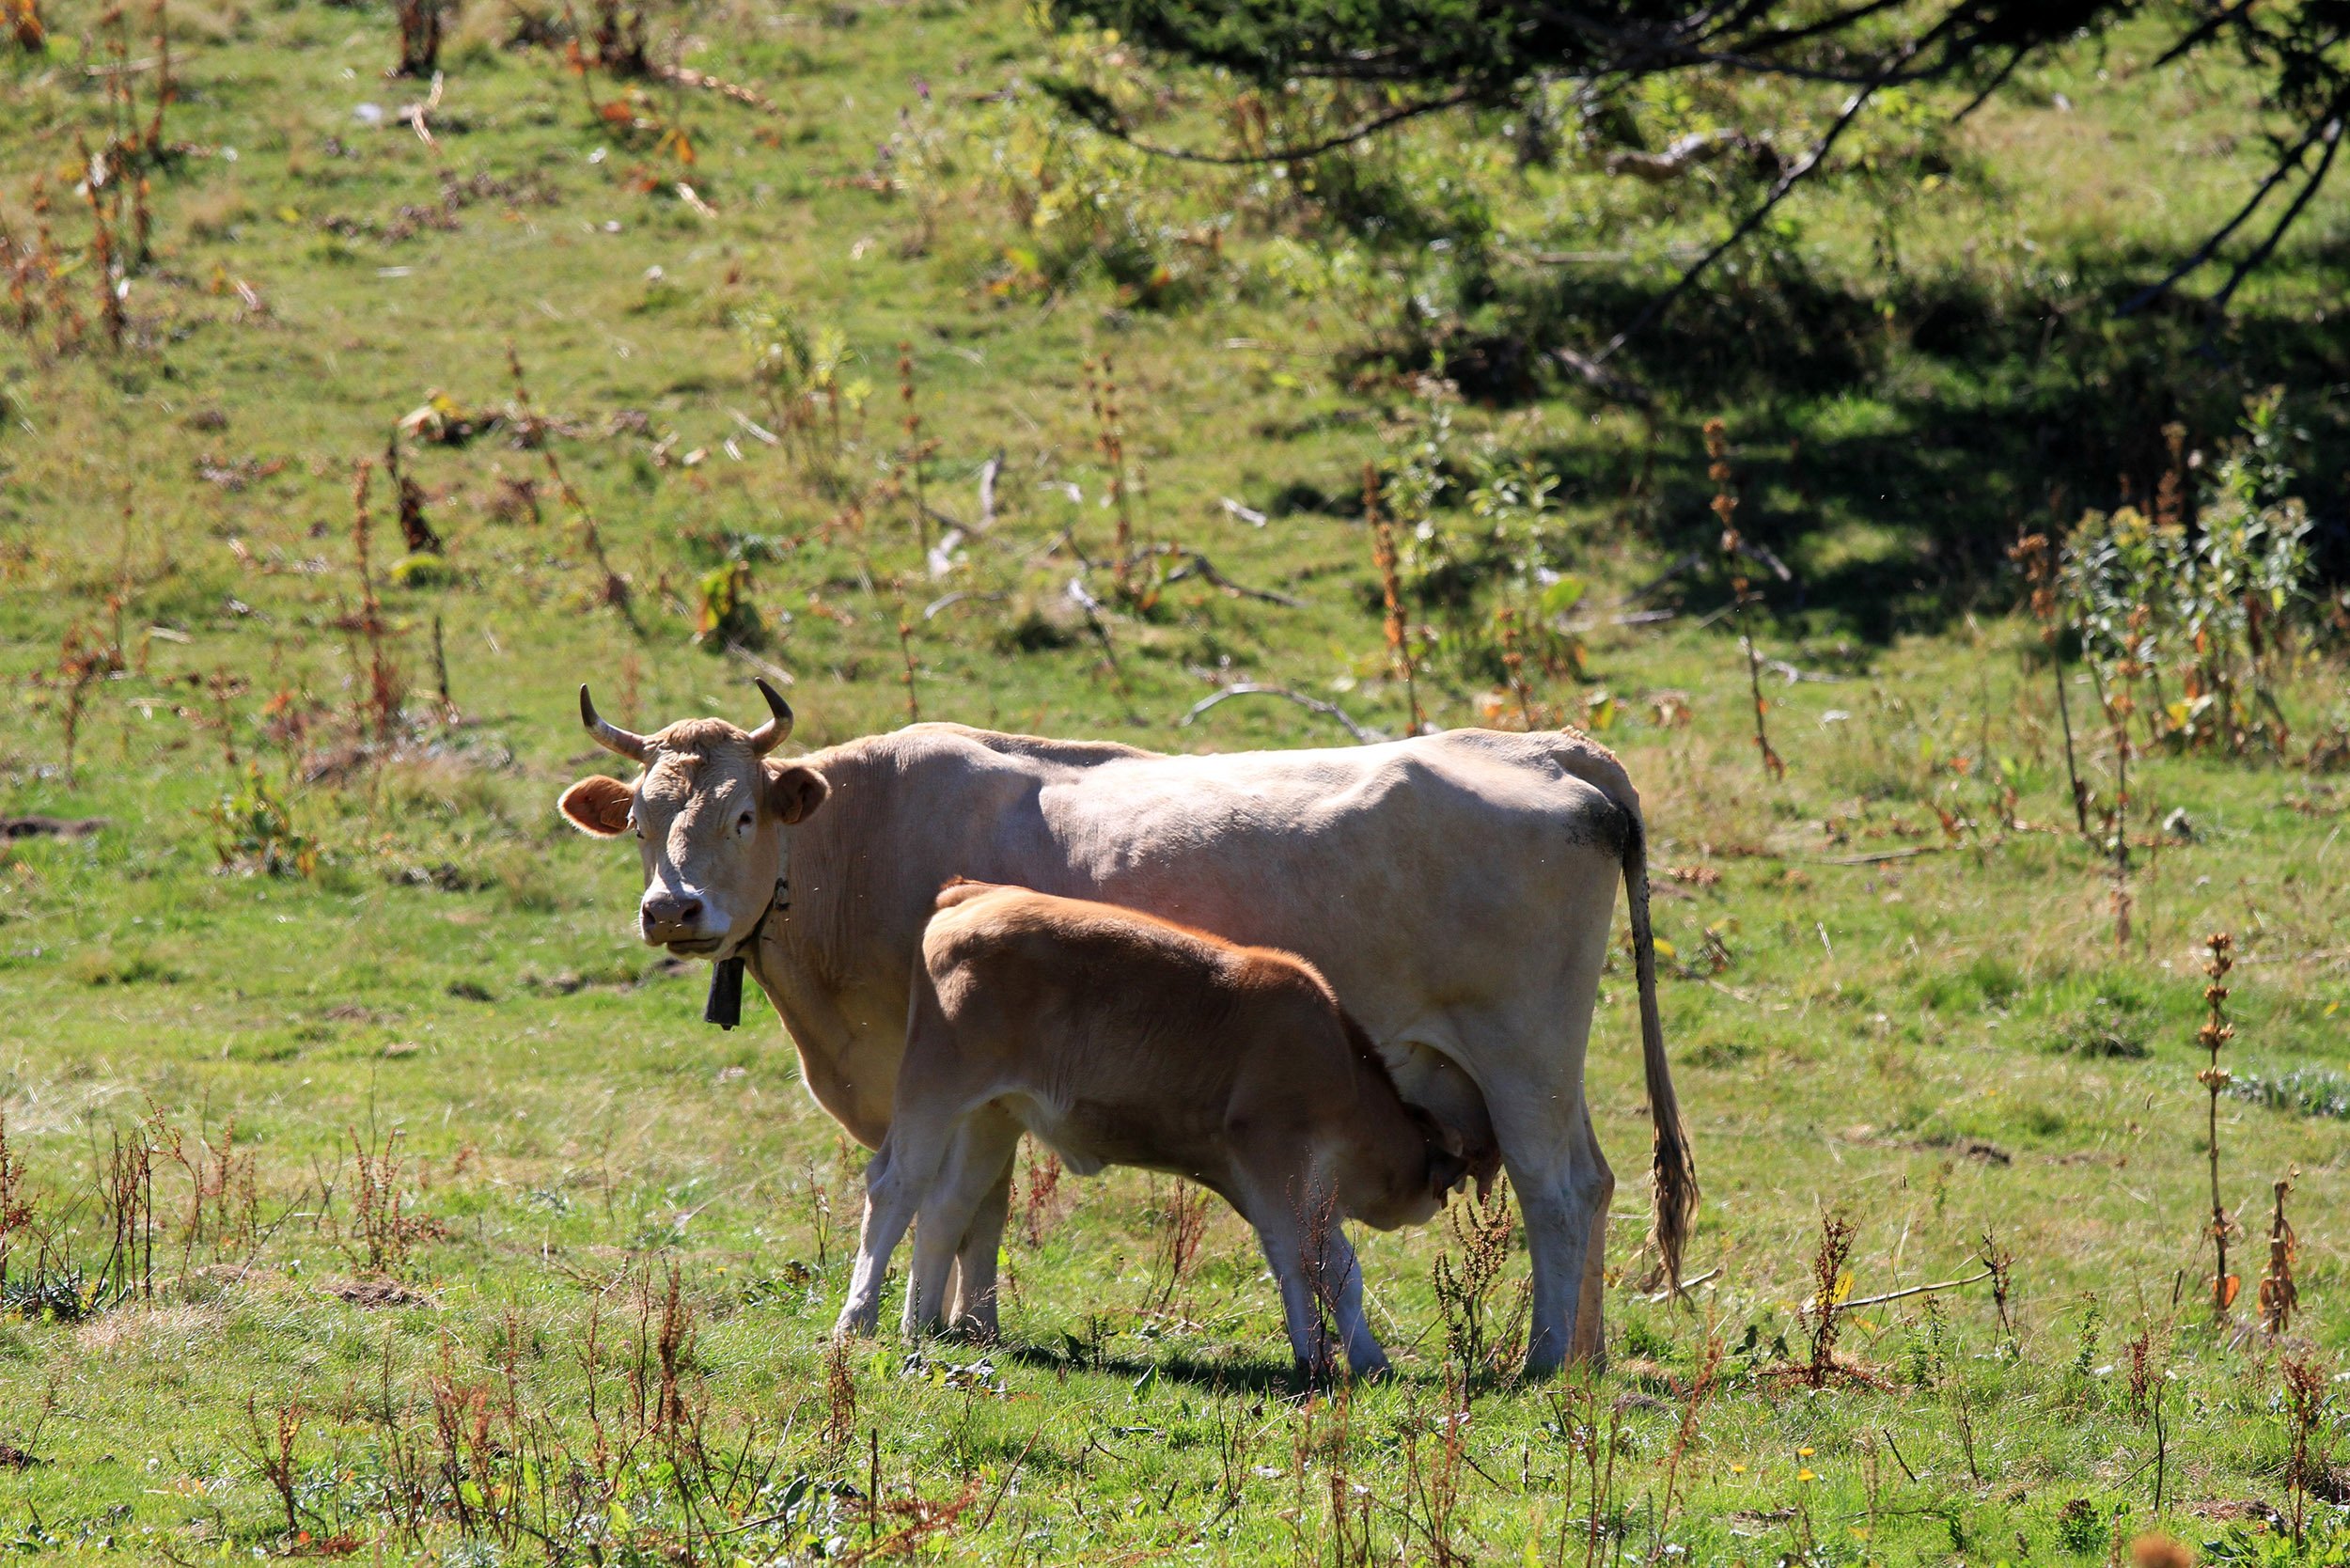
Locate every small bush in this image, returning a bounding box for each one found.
[490,844,562,912]
[2045,995,2151,1058]
[202,766,317,879]
[65,946,180,987]
[2227,1069,2350,1121]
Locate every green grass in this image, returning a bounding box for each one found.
[4,0,2350,1560]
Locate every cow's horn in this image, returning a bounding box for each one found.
[579,685,650,761]
[745,679,793,756]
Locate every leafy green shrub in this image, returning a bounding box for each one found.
[2227,1069,2350,1121]
[2053,1497,2107,1555]
[2060,390,2315,758]
[201,766,317,879]
[2044,995,2150,1058]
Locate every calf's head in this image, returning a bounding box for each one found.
[556,680,829,957]
[1335,1017,1504,1229]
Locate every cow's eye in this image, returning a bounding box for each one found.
[737,809,755,835]
[631,816,643,839]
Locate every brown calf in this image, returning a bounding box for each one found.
[835,881,1496,1379]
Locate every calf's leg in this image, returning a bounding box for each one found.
[1241,1166,1343,1385]
[835,1111,956,1339]
[1310,1224,1388,1377]
[946,1122,1020,1338]
[904,1109,1020,1339]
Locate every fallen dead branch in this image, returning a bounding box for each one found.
[1763,658,1848,684]
[1181,684,1386,745]
[1645,1265,1721,1303]
[1837,1267,1995,1312]
[1813,844,1957,867]
[723,642,795,688]
[2,815,108,839]
[1118,544,1303,607]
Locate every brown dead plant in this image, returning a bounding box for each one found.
[2196,932,2239,1318]
[1431,1174,1524,1389]
[1366,463,1424,735]
[2280,1352,2335,1552]
[2258,1171,2300,1335]
[1707,418,1783,780]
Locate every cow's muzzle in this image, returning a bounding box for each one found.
[640,891,723,951]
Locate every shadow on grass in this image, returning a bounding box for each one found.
[997,1340,1459,1394]
[1345,243,2350,642]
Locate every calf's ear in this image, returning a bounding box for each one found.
[765,762,830,825]
[557,776,635,838]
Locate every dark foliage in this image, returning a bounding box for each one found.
[1049,1,2350,318]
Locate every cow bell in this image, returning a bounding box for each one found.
[704,955,745,1029]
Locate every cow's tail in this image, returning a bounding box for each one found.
[1558,737,1698,1291]
[1620,804,1698,1291]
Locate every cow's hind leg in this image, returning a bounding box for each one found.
[1496,1095,1614,1375]
[1504,1105,1617,1372]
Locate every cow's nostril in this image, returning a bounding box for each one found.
[641,895,704,930]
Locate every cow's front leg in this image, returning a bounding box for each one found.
[1497,1100,1614,1376]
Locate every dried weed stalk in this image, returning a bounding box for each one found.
[1398,1370,1471,1567]
[1086,355,1135,601]
[1801,1210,1856,1387]
[2196,931,2238,1316]
[1431,1174,1520,1387]
[1366,463,1423,735]
[0,1114,30,1292]
[2280,1353,2333,1552]
[239,1393,306,1539]
[1649,1331,1726,1562]
[345,461,405,745]
[1147,1178,1210,1313]
[508,345,631,613]
[897,341,934,551]
[822,1331,857,1449]
[2257,1172,2299,1334]
[2009,531,2089,835]
[1707,418,1782,780]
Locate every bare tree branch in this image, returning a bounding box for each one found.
[1587,29,1933,367]
[2119,96,2349,316]
[1056,86,1476,167]
[2209,113,2344,313]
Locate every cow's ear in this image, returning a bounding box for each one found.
[765,762,830,826]
[557,776,635,838]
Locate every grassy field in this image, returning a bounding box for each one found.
[3,0,2350,1560]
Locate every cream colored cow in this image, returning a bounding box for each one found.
[557,682,1695,1372]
